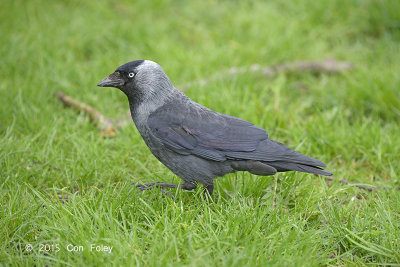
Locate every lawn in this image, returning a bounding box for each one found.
[1,0,400,265]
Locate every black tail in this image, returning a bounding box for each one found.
[264,140,333,176]
[228,139,332,176]
[267,161,332,176]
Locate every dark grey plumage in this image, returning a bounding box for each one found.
[98,60,332,195]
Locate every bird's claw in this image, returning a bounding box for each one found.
[134,182,154,191]
[133,182,174,198]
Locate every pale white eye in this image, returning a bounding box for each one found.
[128,72,135,78]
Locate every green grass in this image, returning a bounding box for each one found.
[1,0,400,265]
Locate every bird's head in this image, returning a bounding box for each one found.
[97,60,174,103]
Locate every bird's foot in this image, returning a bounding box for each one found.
[134,182,176,198]
[134,181,181,191]
[134,181,197,198]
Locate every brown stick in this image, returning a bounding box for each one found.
[55,91,117,137]
[324,176,376,191]
[179,58,353,91]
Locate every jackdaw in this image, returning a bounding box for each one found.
[98,60,332,195]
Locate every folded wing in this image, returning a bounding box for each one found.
[147,103,330,176]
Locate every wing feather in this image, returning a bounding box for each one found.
[147,104,268,161]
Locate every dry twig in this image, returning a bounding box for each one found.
[55,91,117,137]
[179,58,353,90]
[324,176,376,191]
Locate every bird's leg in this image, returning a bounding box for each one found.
[135,182,178,191]
[193,184,215,220]
[203,184,214,199]
[135,181,197,191]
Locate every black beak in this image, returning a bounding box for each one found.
[97,72,124,88]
